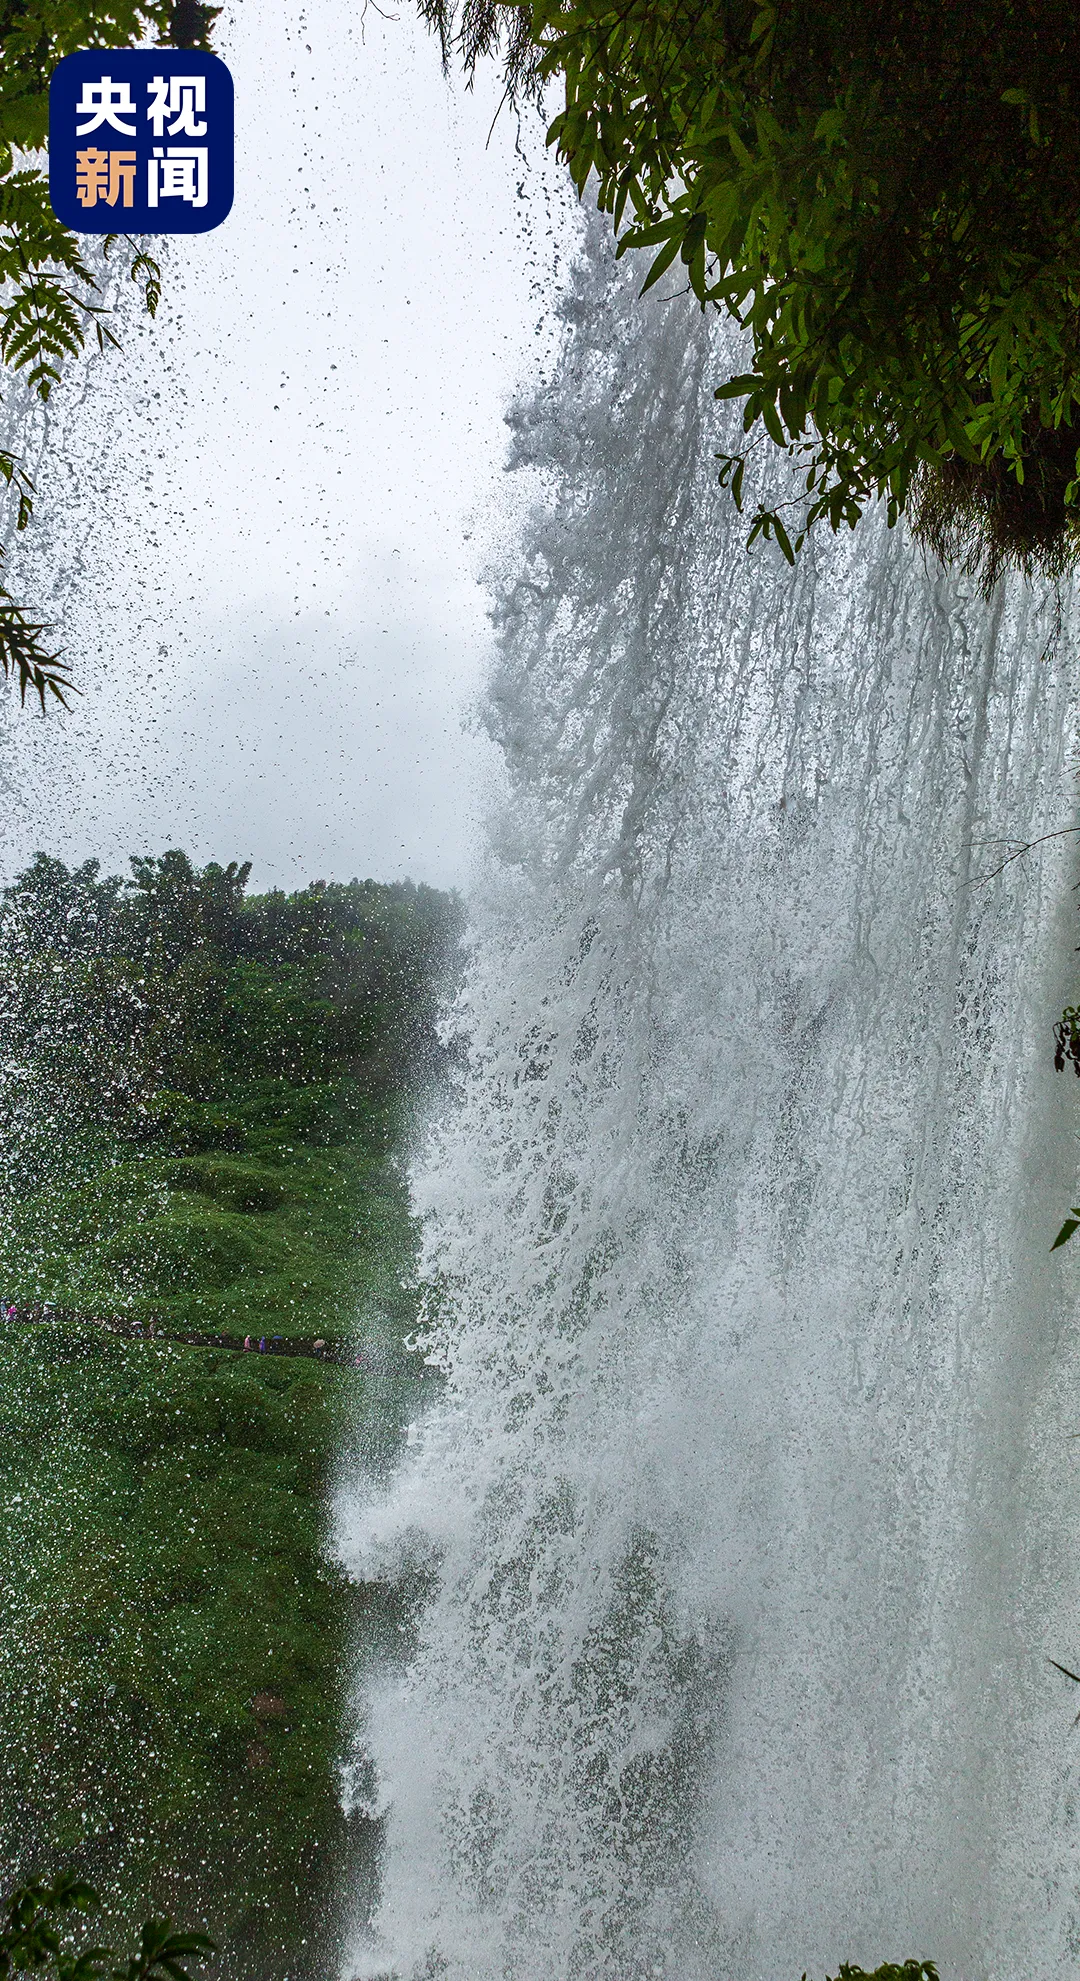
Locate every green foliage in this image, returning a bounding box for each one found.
[0,593,70,710]
[0,1137,415,1338]
[0,1326,379,1974]
[811,1968,938,1981]
[0,2,214,707]
[430,0,1080,580]
[0,850,460,1182]
[0,849,459,1329]
[0,1872,212,1981]
[416,0,537,102]
[0,849,451,1976]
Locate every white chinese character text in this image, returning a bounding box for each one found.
[147,75,207,138]
[148,146,208,209]
[75,76,137,136]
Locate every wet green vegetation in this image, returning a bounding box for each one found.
[0,852,458,1979]
[0,1324,362,1977]
[0,1113,413,1343]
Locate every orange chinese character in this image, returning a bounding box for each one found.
[75,148,136,208]
[75,148,108,205]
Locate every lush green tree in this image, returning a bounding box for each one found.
[0,1,218,708]
[0,1871,211,1981]
[427,0,1080,584]
[0,850,463,1193]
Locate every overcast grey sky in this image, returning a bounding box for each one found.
[0,0,579,894]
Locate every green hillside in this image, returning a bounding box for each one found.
[0,852,458,1980]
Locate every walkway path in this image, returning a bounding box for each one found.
[0,1305,370,1365]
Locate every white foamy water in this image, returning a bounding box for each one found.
[337,227,1080,1980]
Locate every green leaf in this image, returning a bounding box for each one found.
[759,395,788,447]
[714,374,758,401]
[638,231,682,294]
[1051,1213,1080,1251]
[771,513,796,563]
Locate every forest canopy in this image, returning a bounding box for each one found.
[0,848,461,1202]
[426,0,1080,583]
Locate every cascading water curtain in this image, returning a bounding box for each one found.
[337,223,1080,1981]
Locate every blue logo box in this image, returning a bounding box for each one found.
[49,48,233,233]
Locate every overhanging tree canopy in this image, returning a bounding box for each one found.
[424,0,1080,583]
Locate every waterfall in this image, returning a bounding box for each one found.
[337,224,1080,1980]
